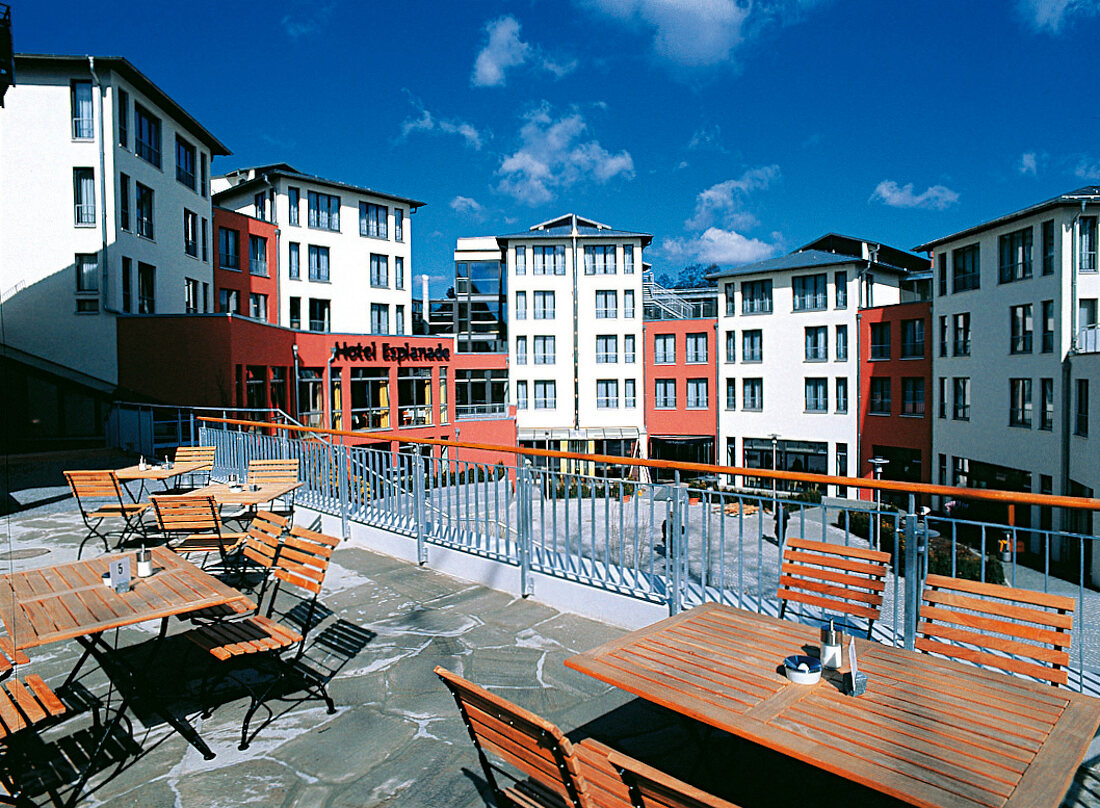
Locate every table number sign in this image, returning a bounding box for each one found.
[109,556,132,594]
[844,636,868,696]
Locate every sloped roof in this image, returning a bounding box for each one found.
[497,213,652,245]
[213,165,426,209]
[706,249,869,280]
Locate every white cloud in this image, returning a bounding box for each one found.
[686,166,780,230]
[688,124,724,151]
[450,196,485,217]
[472,16,577,87]
[1018,152,1039,176]
[1075,158,1100,181]
[496,105,634,205]
[661,228,780,265]
[399,100,484,150]
[280,0,336,38]
[1019,0,1098,32]
[870,180,959,211]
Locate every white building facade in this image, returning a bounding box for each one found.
[212,165,423,337]
[0,54,229,384]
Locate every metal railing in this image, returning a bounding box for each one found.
[108,403,304,458]
[198,416,1100,692]
[455,403,508,419]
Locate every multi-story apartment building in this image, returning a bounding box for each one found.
[915,186,1100,533]
[711,235,927,492]
[212,207,279,325]
[212,164,423,336]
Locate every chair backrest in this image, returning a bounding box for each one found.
[241,510,288,571]
[64,470,124,509]
[574,740,634,808]
[173,445,216,468]
[151,495,221,535]
[777,537,891,625]
[916,574,1075,686]
[273,523,338,596]
[434,666,593,808]
[248,458,299,485]
[607,750,741,808]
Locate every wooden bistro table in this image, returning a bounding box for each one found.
[0,547,254,799]
[116,461,209,501]
[195,480,302,507]
[564,602,1100,808]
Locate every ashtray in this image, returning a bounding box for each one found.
[783,655,822,685]
[229,484,243,493]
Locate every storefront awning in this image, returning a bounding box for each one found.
[518,426,641,442]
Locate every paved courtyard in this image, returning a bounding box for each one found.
[2,494,1100,807]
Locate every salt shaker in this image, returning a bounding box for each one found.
[138,455,146,471]
[821,619,843,670]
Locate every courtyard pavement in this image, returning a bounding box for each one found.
[2,494,1100,807]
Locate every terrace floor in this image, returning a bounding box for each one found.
[3,494,1100,807]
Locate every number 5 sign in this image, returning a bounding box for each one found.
[109,556,131,593]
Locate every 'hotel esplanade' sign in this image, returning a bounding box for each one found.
[332,340,451,364]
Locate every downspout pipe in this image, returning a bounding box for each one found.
[292,344,301,421]
[89,56,116,313]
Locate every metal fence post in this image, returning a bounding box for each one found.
[189,411,196,446]
[338,443,350,541]
[669,471,684,615]
[414,448,427,564]
[903,509,919,651]
[518,462,533,597]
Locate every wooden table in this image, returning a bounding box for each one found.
[564,602,1100,808]
[116,461,209,500]
[194,480,301,506]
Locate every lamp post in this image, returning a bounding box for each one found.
[768,433,780,500]
[869,456,889,550]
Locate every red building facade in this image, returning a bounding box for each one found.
[213,208,279,325]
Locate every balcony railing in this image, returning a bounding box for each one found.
[455,403,507,419]
[74,204,95,225]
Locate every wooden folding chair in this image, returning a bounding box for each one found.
[247,458,299,515]
[64,470,150,558]
[916,574,1075,686]
[172,445,216,489]
[0,665,66,805]
[151,495,248,569]
[181,523,339,750]
[607,749,742,808]
[777,537,891,636]
[574,739,637,808]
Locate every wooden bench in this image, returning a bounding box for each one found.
[64,470,150,558]
[916,573,1075,686]
[151,495,248,568]
[777,537,891,635]
[608,749,741,808]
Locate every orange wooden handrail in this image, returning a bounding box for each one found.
[197,416,1100,514]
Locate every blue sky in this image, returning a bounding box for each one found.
[15,0,1100,292]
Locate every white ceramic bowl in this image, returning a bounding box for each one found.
[784,654,822,685]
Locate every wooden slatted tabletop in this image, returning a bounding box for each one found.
[0,547,254,651]
[194,481,302,506]
[116,461,209,482]
[564,602,1100,808]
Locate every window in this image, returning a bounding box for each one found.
[360,202,388,239]
[71,81,93,139]
[135,182,154,239]
[534,335,555,364]
[938,378,946,418]
[1041,378,1054,431]
[655,380,676,409]
[533,245,565,275]
[584,245,617,274]
[534,291,555,319]
[804,326,827,361]
[998,227,1033,283]
[836,378,848,413]
[370,303,389,334]
[952,244,980,292]
[183,209,198,257]
[74,253,98,313]
[1076,379,1089,436]
[805,378,827,412]
[742,330,762,362]
[1081,298,1098,330]
[654,334,675,364]
[184,278,199,313]
[175,136,196,190]
[398,367,433,426]
[395,257,405,290]
[288,243,300,279]
[516,292,527,320]
[201,153,208,197]
[117,88,129,147]
[836,325,848,361]
[953,377,971,420]
[254,192,267,221]
[201,218,209,262]
[869,378,891,414]
[625,378,637,407]
[1042,219,1055,275]
[394,209,404,242]
[308,191,340,231]
[396,305,405,335]
[870,322,890,360]
[309,299,331,332]
[902,378,925,416]
[534,380,556,409]
[742,280,772,314]
[724,284,736,315]
[308,245,330,281]
[121,257,132,313]
[937,253,947,297]
[743,378,763,410]
[792,273,827,311]
[516,246,526,275]
[953,312,971,356]
[248,235,268,276]
[624,334,636,363]
[220,288,240,315]
[725,379,737,410]
[220,228,240,269]
[1010,378,1032,427]
[349,369,391,429]
[624,245,635,274]
[370,254,388,287]
[137,262,155,313]
[597,379,619,408]
[687,379,708,409]
[1081,216,1097,272]
[289,297,301,329]
[596,290,617,319]
[515,336,528,365]
[73,168,95,225]
[836,444,848,495]
[119,173,130,231]
[901,319,925,358]
[249,292,268,320]
[134,104,161,167]
[516,381,528,410]
[938,316,947,357]
[725,331,736,363]
[834,271,847,308]
[624,290,636,319]
[1009,304,1034,354]
[1042,300,1055,353]
[686,333,708,363]
[288,187,300,226]
[596,334,618,363]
